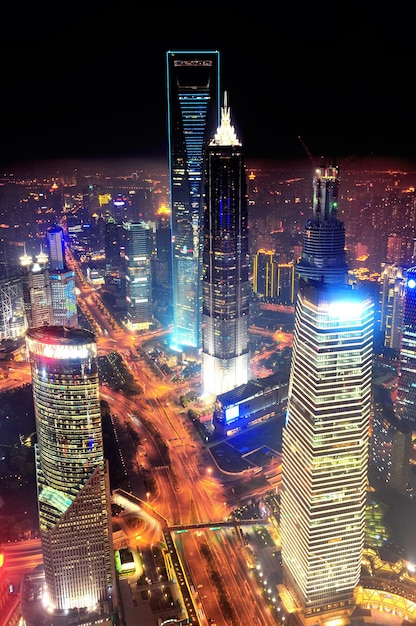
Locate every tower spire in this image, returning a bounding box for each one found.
[211,91,241,147]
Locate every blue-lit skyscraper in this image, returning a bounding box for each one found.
[202,95,250,395]
[46,224,78,327]
[166,50,220,353]
[46,225,66,271]
[395,266,416,425]
[280,163,374,620]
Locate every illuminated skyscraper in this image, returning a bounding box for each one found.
[280,164,374,620]
[124,221,153,331]
[46,225,66,271]
[395,266,416,425]
[296,164,348,285]
[25,327,116,622]
[378,263,405,351]
[20,261,53,328]
[0,275,26,340]
[166,50,220,352]
[202,96,250,395]
[46,224,78,327]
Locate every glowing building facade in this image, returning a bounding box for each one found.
[378,263,405,351]
[280,164,374,619]
[124,221,153,331]
[202,96,250,395]
[296,164,348,285]
[46,225,66,271]
[25,327,116,620]
[166,50,220,352]
[395,266,416,425]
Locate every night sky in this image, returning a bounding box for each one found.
[2,5,415,169]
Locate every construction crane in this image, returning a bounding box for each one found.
[298,135,316,167]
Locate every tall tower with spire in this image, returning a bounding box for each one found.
[296,164,348,285]
[279,162,374,621]
[201,93,250,396]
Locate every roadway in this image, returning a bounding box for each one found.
[3,254,412,626]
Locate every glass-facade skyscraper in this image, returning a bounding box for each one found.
[166,50,220,353]
[202,96,250,395]
[280,164,374,619]
[25,327,116,622]
[395,266,416,425]
[124,221,153,331]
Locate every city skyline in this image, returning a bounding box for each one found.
[2,158,416,624]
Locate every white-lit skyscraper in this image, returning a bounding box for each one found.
[25,327,116,622]
[167,50,220,353]
[202,95,250,395]
[124,221,153,331]
[280,163,374,619]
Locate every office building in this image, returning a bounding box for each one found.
[154,204,172,294]
[371,409,412,495]
[104,216,124,294]
[166,50,220,353]
[201,95,250,395]
[280,163,374,620]
[213,372,287,436]
[49,270,78,327]
[20,261,54,328]
[46,224,78,327]
[25,326,116,623]
[378,263,405,351]
[395,266,416,425]
[0,275,27,340]
[124,221,153,331]
[252,250,295,305]
[46,225,66,271]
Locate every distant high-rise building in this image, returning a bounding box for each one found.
[104,217,123,291]
[20,261,53,328]
[0,275,27,340]
[280,163,374,620]
[378,263,405,351]
[46,224,78,327]
[124,221,153,331]
[46,225,66,271]
[386,233,402,265]
[252,250,295,305]
[49,270,78,328]
[371,409,412,495]
[25,327,116,623]
[166,49,220,353]
[201,96,250,395]
[154,204,172,293]
[395,266,416,425]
